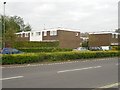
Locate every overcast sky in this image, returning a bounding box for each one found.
[0,0,119,32]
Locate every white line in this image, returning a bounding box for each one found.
[0,76,24,81]
[99,82,120,88]
[116,63,120,66]
[57,66,102,73]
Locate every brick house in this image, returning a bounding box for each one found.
[88,31,119,47]
[16,28,81,49]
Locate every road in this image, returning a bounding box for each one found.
[1,57,119,89]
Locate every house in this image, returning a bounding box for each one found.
[16,28,81,49]
[88,31,119,48]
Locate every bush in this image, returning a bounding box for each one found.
[1,51,119,65]
[18,47,72,53]
[112,46,120,50]
[14,41,59,48]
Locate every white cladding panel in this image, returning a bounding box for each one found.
[30,31,42,41]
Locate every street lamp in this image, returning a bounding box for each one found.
[3,2,6,48]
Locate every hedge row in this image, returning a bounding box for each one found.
[14,41,59,48]
[18,47,72,53]
[112,46,120,50]
[1,51,119,65]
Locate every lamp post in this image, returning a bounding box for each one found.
[3,2,6,48]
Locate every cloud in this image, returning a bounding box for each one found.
[0,0,118,32]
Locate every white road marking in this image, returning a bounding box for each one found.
[0,76,24,81]
[98,82,120,88]
[57,66,102,73]
[116,63,120,66]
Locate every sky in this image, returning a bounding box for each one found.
[0,0,119,32]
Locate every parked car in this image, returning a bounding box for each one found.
[73,47,88,51]
[0,48,23,54]
[101,46,111,51]
[89,47,102,51]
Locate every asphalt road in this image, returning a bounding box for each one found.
[1,57,119,88]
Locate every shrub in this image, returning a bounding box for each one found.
[14,41,59,48]
[18,47,72,53]
[1,51,119,65]
[112,46,120,50]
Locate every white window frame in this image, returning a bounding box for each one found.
[50,31,57,36]
[31,33,34,36]
[25,33,28,37]
[53,31,57,36]
[44,31,47,36]
[116,34,118,38]
[36,32,41,36]
[21,34,23,37]
[112,34,115,38]
[76,33,79,36]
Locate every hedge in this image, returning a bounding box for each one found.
[112,46,120,50]
[18,47,72,53]
[1,51,119,65]
[13,41,59,48]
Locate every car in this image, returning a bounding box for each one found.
[89,47,103,51]
[0,48,23,54]
[73,47,88,51]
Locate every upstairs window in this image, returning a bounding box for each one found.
[50,31,57,36]
[36,32,41,36]
[31,33,34,36]
[44,31,47,36]
[116,34,118,38]
[76,33,79,36]
[112,34,115,38]
[21,34,23,37]
[25,33,28,37]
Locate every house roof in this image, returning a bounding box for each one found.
[89,31,119,35]
[31,27,80,32]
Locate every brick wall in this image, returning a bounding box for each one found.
[89,33,119,47]
[42,30,81,48]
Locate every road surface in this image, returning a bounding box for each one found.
[1,57,119,89]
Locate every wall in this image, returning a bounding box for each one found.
[57,30,81,49]
[89,34,111,47]
[42,31,58,41]
[30,31,42,41]
[42,30,81,49]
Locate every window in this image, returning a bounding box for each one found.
[50,31,57,36]
[76,33,79,36]
[44,31,47,36]
[25,33,28,37]
[112,34,115,38]
[36,32,41,36]
[21,34,23,37]
[53,31,57,36]
[116,34,118,38]
[31,33,34,36]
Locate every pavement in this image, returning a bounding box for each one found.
[1,57,119,88]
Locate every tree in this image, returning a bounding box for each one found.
[24,23,32,31]
[4,29,17,48]
[12,16,31,32]
[82,41,88,48]
[0,15,32,48]
[115,28,120,33]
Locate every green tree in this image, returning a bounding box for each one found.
[12,16,31,32]
[4,29,17,48]
[115,28,120,33]
[82,41,88,48]
[24,23,32,31]
[1,15,32,48]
